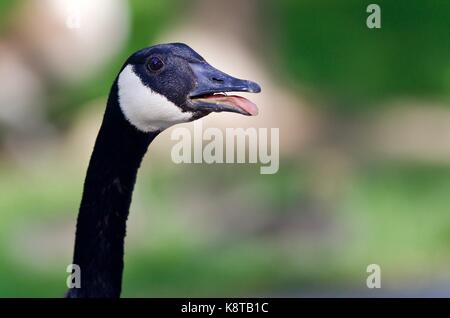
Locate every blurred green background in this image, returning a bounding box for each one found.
[0,0,449,297]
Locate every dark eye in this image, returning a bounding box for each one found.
[147,57,164,72]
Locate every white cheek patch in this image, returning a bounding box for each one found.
[117,65,192,132]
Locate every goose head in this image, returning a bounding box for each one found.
[116,43,261,132]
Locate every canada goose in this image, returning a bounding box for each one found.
[66,43,261,298]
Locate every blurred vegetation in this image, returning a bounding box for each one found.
[268,0,450,111]
[2,160,450,296]
[0,0,15,32]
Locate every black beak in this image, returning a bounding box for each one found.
[188,62,261,116]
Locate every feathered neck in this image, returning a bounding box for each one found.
[67,81,159,298]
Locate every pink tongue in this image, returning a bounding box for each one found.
[204,95,259,116]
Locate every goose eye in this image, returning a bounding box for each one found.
[147,57,164,72]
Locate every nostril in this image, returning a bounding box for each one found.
[212,77,224,83]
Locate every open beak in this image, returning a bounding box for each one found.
[188,62,261,116]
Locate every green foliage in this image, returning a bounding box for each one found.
[0,0,16,32]
[268,0,450,110]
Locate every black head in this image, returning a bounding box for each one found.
[116,43,261,132]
